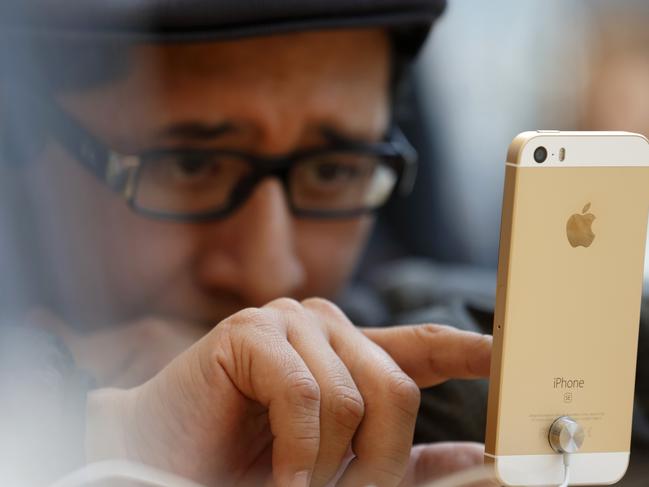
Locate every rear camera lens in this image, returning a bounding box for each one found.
[534,146,547,163]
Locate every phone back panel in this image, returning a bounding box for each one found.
[486,133,649,463]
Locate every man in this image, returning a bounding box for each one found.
[0,2,496,486]
[5,1,646,487]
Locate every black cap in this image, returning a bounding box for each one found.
[1,0,446,57]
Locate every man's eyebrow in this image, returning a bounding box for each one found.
[318,124,382,144]
[156,121,238,141]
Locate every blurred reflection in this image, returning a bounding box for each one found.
[2,0,649,485]
[406,0,649,269]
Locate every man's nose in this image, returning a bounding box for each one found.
[195,178,306,306]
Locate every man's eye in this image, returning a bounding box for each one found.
[144,153,222,186]
[313,162,363,182]
[307,155,378,184]
[174,155,216,177]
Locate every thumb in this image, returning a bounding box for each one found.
[361,324,492,388]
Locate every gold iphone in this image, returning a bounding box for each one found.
[485,131,649,485]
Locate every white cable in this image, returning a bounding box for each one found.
[558,453,571,487]
[48,459,207,487]
[418,465,497,487]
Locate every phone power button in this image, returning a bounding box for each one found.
[549,416,585,454]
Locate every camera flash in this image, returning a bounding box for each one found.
[559,147,566,161]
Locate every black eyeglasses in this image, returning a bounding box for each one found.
[33,96,418,222]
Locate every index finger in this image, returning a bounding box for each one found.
[361,324,492,388]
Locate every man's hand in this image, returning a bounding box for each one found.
[86,298,491,487]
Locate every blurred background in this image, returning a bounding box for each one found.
[366,0,649,280]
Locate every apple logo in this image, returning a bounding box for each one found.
[566,202,596,248]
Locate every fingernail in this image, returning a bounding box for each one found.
[290,470,311,487]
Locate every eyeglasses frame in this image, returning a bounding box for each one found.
[13,90,419,222]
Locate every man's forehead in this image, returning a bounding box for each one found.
[134,29,389,76]
[51,29,390,110]
[55,29,391,150]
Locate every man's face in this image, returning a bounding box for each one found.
[20,28,391,326]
